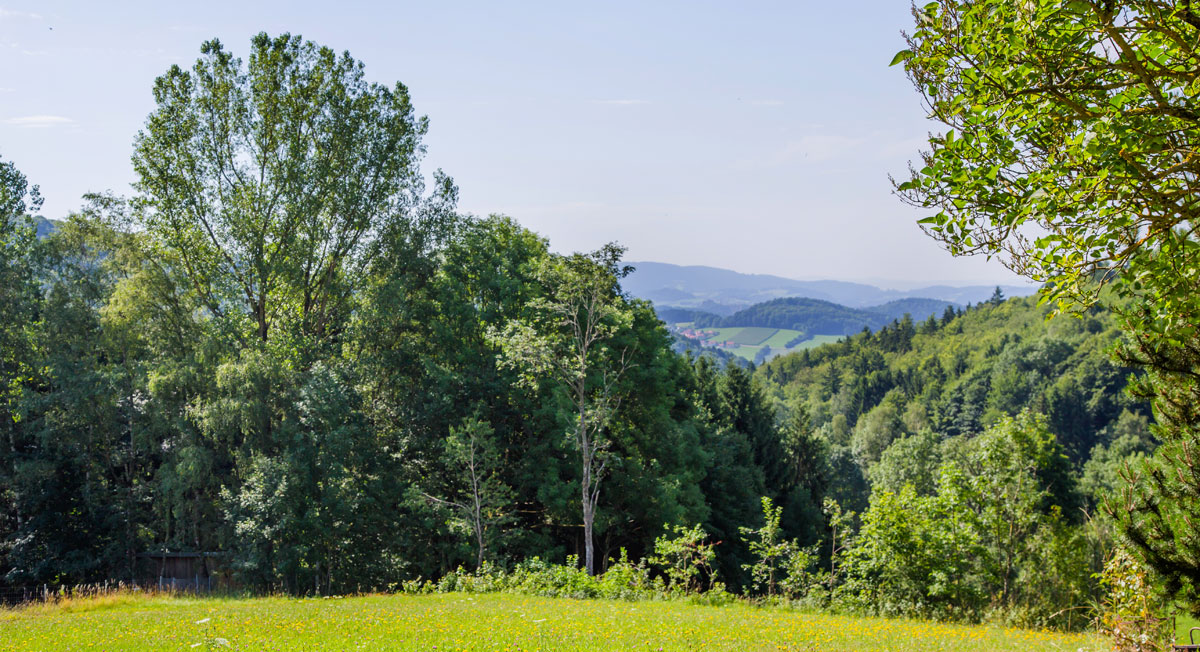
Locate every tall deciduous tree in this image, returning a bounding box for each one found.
[132,32,439,346]
[0,155,41,427]
[127,32,456,590]
[0,155,42,582]
[489,244,635,575]
[894,0,1200,606]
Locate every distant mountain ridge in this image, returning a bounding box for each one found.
[624,261,1037,311]
[664,296,961,334]
[33,216,59,238]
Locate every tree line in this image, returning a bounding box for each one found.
[0,33,833,596]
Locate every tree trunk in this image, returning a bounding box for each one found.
[582,452,595,575]
[474,512,485,570]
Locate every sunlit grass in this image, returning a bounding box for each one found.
[0,591,1109,651]
[1175,613,1200,646]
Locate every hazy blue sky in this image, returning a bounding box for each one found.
[0,1,1028,287]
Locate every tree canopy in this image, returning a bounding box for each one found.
[132,32,446,345]
[895,0,1200,608]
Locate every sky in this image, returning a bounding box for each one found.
[0,1,1031,288]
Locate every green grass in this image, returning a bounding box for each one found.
[762,328,805,349]
[1176,613,1200,645]
[672,323,846,362]
[788,334,842,350]
[0,591,1109,651]
[726,327,778,346]
[693,326,742,344]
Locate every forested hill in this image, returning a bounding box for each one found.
[33,217,59,238]
[867,297,959,322]
[21,216,59,238]
[716,297,889,334]
[662,296,959,334]
[756,293,1152,513]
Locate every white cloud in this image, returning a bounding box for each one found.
[4,115,75,128]
[594,99,650,106]
[0,8,43,20]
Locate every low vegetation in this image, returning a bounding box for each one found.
[0,591,1108,651]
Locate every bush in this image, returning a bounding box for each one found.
[1097,547,1170,652]
[649,524,719,594]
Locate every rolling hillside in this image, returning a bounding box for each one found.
[867,297,960,322]
[664,297,960,333]
[625,261,1036,312]
[661,296,965,363]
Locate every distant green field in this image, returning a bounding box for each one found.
[762,328,806,349]
[789,334,842,350]
[0,591,1107,651]
[702,327,744,343]
[728,326,777,346]
[675,325,842,362]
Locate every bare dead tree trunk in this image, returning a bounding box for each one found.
[469,434,486,569]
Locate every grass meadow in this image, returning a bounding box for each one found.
[724,327,778,346]
[782,334,842,351]
[0,591,1109,651]
[677,326,841,362]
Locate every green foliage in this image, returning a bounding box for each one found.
[0,156,42,582]
[649,524,718,594]
[1081,411,1155,506]
[1113,329,1200,610]
[488,242,639,576]
[841,412,1095,628]
[760,295,1143,513]
[1097,547,1170,652]
[132,32,442,345]
[420,415,514,569]
[850,393,908,470]
[870,429,942,496]
[896,0,1196,317]
[739,497,814,599]
[895,0,1200,612]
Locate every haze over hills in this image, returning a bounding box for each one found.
[624,261,1038,313]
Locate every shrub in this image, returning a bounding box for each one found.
[1097,547,1170,652]
[649,524,719,594]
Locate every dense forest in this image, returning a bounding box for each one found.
[758,296,1152,514]
[0,31,1162,630]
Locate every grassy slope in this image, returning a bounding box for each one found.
[1177,614,1200,645]
[681,326,838,362]
[727,327,778,346]
[762,329,802,349]
[787,334,842,351]
[0,592,1107,652]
